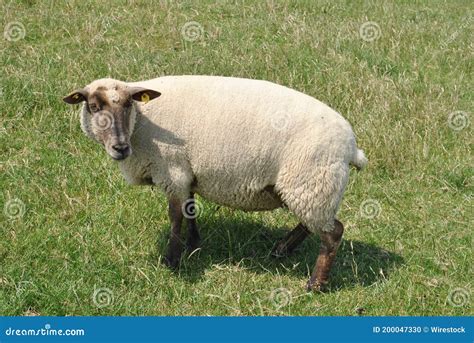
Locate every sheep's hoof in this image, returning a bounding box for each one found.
[271,242,289,258]
[162,254,180,270]
[306,279,327,293]
[186,237,201,252]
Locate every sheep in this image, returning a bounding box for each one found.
[63,75,367,291]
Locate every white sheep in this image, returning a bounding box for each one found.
[63,76,367,291]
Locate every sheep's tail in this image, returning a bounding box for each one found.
[350,148,368,170]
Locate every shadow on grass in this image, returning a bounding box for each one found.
[151,213,404,292]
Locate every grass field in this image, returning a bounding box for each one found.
[0,0,472,316]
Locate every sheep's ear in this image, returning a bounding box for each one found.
[63,89,88,104]
[129,87,161,104]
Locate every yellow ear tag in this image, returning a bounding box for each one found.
[72,94,79,100]
[141,93,150,104]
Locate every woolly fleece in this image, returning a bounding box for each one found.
[81,76,367,233]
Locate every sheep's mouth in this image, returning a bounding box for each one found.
[111,153,129,161]
[107,146,131,161]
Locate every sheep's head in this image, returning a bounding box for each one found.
[63,79,160,161]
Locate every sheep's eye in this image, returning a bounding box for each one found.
[89,104,100,113]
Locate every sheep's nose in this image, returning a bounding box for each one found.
[112,143,130,154]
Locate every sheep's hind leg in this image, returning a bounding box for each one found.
[163,198,185,269]
[272,223,311,257]
[307,219,344,292]
[186,193,201,252]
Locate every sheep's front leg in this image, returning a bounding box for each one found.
[307,219,344,292]
[272,223,311,256]
[164,198,185,269]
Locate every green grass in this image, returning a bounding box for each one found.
[0,0,472,316]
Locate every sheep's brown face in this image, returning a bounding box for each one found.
[63,82,160,161]
[82,87,135,161]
